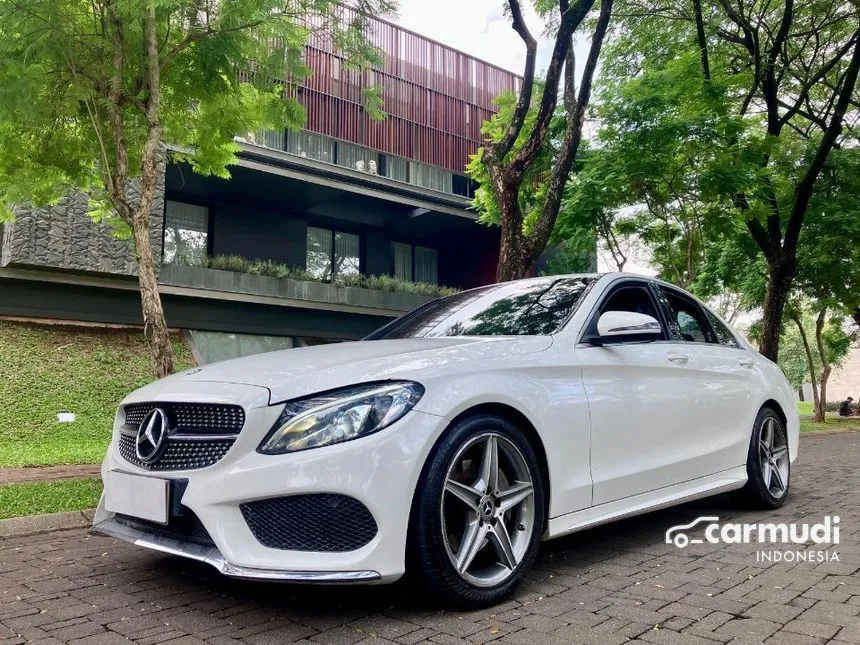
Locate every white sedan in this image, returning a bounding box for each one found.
[93,273,798,606]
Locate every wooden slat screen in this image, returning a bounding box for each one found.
[298,9,520,173]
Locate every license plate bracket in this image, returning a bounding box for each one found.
[105,470,170,524]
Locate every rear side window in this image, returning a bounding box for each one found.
[703,309,740,347]
[660,289,716,343]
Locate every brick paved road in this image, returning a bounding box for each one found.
[2,432,858,645]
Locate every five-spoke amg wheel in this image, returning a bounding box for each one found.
[408,414,545,607]
[737,407,790,509]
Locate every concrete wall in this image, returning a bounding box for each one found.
[0,166,165,277]
[829,347,860,401]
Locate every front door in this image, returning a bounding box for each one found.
[578,281,707,505]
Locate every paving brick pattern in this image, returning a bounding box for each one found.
[1,432,858,645]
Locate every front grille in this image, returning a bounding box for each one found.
[240,494,378,552]
[118,401,244,471]
[118,433,235,471]
[115,511,215,547]
[123,402,245,435]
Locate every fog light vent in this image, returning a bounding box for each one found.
[240,494,378,552]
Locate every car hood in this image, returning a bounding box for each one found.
[164,336,553,404]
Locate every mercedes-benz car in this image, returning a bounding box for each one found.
[92,273,798,606]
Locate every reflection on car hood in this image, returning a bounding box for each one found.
[169,336,552,404]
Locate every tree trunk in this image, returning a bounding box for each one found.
[758,255,796,362]
[495,177,532,281]
[793,312,820,420]
[132,0,175,379]
[132,216,175,378]
[814,309,831,423]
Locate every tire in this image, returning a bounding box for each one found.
[735,407,790,509]
[407,414,546,608]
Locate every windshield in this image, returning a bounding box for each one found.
[366,277,595,339]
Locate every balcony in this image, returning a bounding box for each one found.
[240,129,476,199]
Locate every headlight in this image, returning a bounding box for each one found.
[258,381,425,454]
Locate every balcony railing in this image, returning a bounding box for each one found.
[243,128,475,198]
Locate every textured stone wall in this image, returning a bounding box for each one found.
[0,169,165,277]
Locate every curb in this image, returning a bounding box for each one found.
[0,508,96,538]
[800,427,860,437]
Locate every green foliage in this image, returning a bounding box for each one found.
[0,321,194,467]
[0,0,395,217]
[0,479,103,519]
[779,311,854,391]
[205,254,459,297]
[467,84,560,235]
[540,239,596,276]
[576,0,860,340]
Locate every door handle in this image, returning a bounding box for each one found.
[666,351,689,365]
[738,357,755,368]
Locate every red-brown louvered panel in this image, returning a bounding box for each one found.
[299,9,520,173]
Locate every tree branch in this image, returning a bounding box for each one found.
[490,0,537,162]
[783,29,860,253]
[525,0,614,260]
[508,0,597,179]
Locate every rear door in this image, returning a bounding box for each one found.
[578,279,707,505]
[654,286,757,477]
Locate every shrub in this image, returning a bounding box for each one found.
[204,255,458,299]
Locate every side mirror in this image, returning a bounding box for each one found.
[588,311,663,345]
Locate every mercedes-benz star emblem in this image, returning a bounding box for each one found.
[136,408,169,463]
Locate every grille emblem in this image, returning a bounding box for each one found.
[136,408,169,463]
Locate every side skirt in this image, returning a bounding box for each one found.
[546,466,747,540]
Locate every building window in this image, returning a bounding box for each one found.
[392,241,413,281]
[391,242,438,284]
[338,141,378,174]
[307,226,360,280]
[415,246,438,284]
[409,161,453,193]
[163,201,208,266]
[335,231,360,277]
[380,154,409,182]
[286,131,335,163]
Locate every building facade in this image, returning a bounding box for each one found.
[0,16,520,358]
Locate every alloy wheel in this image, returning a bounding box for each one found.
[440,432,536,588]
[758,416,789,499]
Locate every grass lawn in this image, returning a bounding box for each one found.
[0,321,194,468]
[0,478,103,519]
[800,417,860,433]
[796,400,860,433]
[796,400,814,417]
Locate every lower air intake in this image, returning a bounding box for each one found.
[240,494,378,552]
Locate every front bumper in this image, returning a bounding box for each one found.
[93,401,449,584]
[90,518,381,582]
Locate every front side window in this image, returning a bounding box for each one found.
[163,201,208,266]
[306,226,360,280]
[593,284,666,340]
[661,289,716,343]
[367,277,595,339]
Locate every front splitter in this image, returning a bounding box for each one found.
[90,518,381,583]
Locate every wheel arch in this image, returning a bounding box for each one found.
[441,402,551,525]
[761,398,787,427]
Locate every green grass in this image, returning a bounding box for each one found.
[0,321,194,468]
[0,478,103,519]
[800,416,860,433]
[797,400,814,416]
